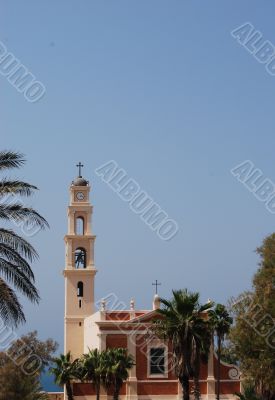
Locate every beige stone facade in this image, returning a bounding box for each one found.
[64,177,97,360]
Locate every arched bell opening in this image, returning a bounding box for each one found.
[76,216,85,235]
[75,247,86,269]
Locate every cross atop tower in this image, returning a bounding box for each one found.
[76,162,84,177]
[152,279,161,295]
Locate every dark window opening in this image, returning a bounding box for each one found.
[150,348,165,375]
[77,281,84,297]
[79,299,82,308]
[75,248,86,268]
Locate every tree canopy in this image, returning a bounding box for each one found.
[0,331,57,400]
[229,234,275,400]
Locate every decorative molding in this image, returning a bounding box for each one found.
[63,269,97,277]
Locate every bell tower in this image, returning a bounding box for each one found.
[64,163,97,359]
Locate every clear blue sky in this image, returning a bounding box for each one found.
[1,1,275,350]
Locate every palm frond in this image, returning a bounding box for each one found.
[0,151,49,327]
[50,352,77,387]
[0,258,39,303]
[0,180,38,197]
[0,151,25,171]
[0,229,38,261]
[199,301,214,313]
[159,297,172,307]
[153,288,214,393]
[0,204,49,229]
[0,277,26,326]
[0,242,35,280]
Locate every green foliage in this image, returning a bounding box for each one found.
[0,331,57,400]
[51,352,76,386]
[209,304,233,340]
[235,385,261,400]
[216,341,238,365]
[0,371,49,400]
[153,289,213,400]
[254,234,275,316]
[229,233,275,400]
[0,151,49,326]
[77,349,103,400]
[51,348,134,400]
[50,352,77,400]
[101,348,135,400]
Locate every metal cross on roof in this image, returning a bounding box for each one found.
[76,162,84,177]
[152,279,161,295]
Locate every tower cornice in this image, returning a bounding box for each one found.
[64,234,96,241]
[68,205,93,211]
[63,269,97,277]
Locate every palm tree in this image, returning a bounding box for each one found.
[0,151,48,326]
[50,352,78,400]
[191,318,212,400]
[101,348,134,400]
[209,304,233,400]
[78,348,102,400]
[153,289,214,400]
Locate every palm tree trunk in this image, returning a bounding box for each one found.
[194,373,200,400]
[66,382,74,400]
[113,383,120,400]
[94,382,100,400]
[193,349,201,400]
[180,374,190,400]
[217,336,221,400]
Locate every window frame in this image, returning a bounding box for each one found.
[147,341,168,378]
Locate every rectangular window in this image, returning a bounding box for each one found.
[150,347,165,375]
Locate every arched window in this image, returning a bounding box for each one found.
[77,281,84,297]
[76,217,84,235]
[75,247,86,268]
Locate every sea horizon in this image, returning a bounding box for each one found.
[41,372,62,393]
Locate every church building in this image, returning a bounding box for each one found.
[63,167,241,400]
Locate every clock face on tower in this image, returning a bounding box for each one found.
[76,191,85,201]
